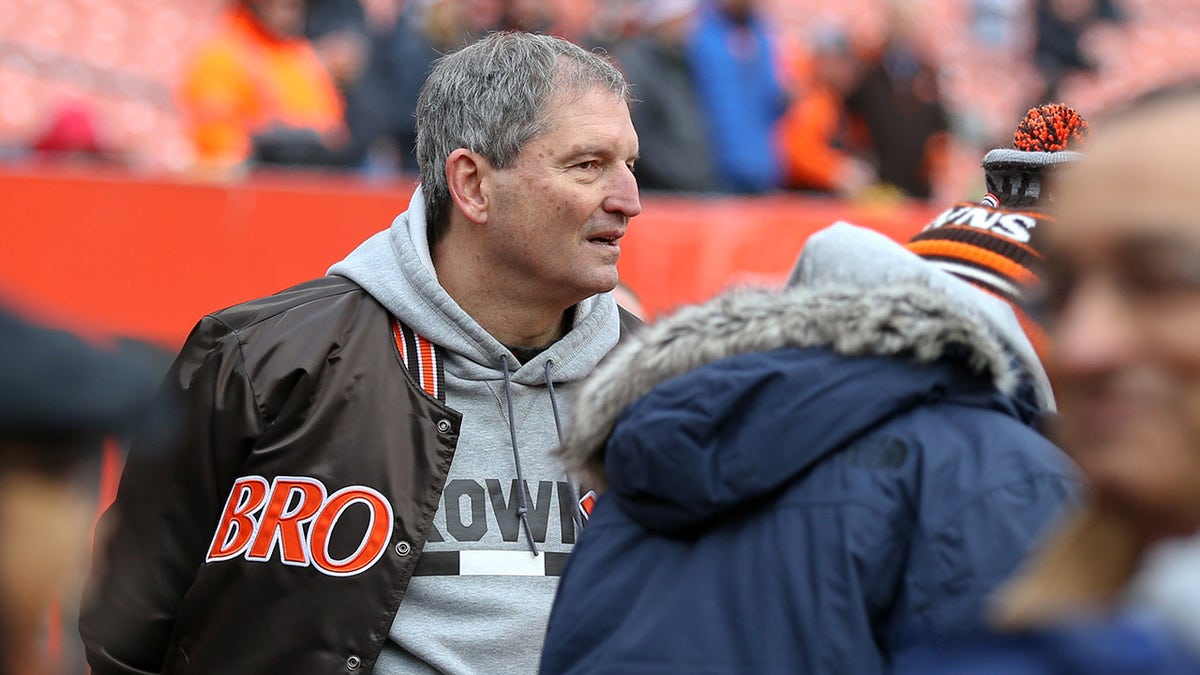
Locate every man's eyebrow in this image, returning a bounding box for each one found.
[562,145,609,159]
[1124,229,1200,255]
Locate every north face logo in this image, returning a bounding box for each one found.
[206,475,394,577]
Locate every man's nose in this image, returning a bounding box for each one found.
[1052,277,1140,381]
[603,165,642,218]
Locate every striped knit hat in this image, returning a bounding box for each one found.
[907,202,1048,307]
[907,202,1051,352]
[905,104,1089,354]
[981,103,1090,209]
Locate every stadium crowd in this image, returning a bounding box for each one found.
[3,0,1194,202]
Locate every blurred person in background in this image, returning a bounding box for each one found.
[425,0,505,51]
[844,1,949,200]
[1034,0,1123,101]
[499,0,556,33]
[180,0,346,174]
[689,0,788,194]
[81,32,641,674]
[899,84,1200,675]
[0,307,169,675]
[776,26,877,197]
[612,0,717,193]
[313,0,440,173]
[27,100,117,166]
[304,0,371,93]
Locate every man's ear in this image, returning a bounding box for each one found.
[446,149,490,225]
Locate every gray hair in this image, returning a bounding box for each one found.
[416,32,631,244]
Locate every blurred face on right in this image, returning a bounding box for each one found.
[1045,97,1200,538]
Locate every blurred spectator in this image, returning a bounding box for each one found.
[776,28,877,197]
[500,0,556,33]
[0,306,170,674]
[304,0,370,92]
[971,0,1025,49]
[29,101,117,166]
[334,0,440,172]
[898,85,1200,675]
[1035,0,1123,100]
[180,0,346,174]
[613,0,717,193]
[689,0,788,194]
[425,0,505,50]
[845,4,949,200]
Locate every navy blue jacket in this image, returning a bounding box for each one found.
[542,341,1076,673]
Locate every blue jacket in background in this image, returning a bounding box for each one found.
[688,5,786,193]
[541,282,1077,674]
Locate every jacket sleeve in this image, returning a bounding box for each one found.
[79,316,265,675]
[883,421,1079,662]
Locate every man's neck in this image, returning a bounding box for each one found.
[467,298,572,349]
[432,237,574,349]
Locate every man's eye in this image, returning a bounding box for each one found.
[1122,248,1200,297]
[1029,265,1076,325]
[575,160,599,171]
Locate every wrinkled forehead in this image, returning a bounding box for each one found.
[536,84,631,134]
[1048,103,1200,259]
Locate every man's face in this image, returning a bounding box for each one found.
[482,87,641,305]
[1045,101,1200,537]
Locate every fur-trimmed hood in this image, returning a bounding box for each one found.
[560,280,1029,493]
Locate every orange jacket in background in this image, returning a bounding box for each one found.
[181,6,344,168]
[776,83,853,191]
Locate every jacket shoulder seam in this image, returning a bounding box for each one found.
[209,278,364,334]
[203,314,269,432]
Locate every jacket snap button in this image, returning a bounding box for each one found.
[346,655,361,670]
[395,540,411,556]
[436,419,452,434]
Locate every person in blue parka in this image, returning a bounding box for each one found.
[539,222,1077,674]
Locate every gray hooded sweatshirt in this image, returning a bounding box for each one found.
[328,187,621,674]
[789,221,1055,413]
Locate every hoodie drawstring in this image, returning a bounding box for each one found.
[545,359,584,532]
[501,358,540,556]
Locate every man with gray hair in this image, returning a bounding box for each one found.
[81,31,641,674]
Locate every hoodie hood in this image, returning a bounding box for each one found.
[791,222,1054,412]
[559,277,1024,515]
[327,186,620,385]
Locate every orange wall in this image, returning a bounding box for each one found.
[0,166,934,348]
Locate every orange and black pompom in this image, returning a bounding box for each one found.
[1012,104,1090,152]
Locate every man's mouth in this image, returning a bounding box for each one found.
[587,232,623,246]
